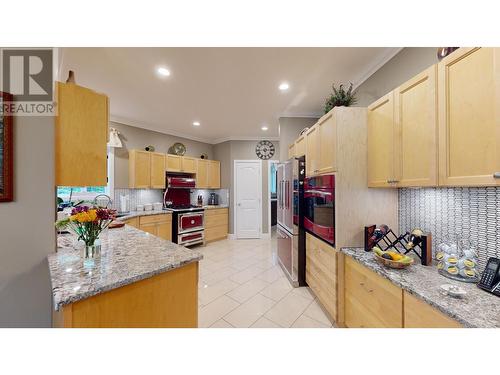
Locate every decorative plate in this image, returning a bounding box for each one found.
[172,142,186,156]
[255,140,275,160]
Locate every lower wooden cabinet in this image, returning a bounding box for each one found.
[344,256,403,328]
[122,217,139,228]
[305,233,337,321]
[403,291,462,328]
[204,208,228,243]
[138,214,172,241]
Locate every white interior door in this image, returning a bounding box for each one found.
[235,160,262,239]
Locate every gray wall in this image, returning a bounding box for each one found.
[112,121,214,188]
[355,47,438,106]
[0,116,55,327]
[213,140,280,235]
[278,117,318,161]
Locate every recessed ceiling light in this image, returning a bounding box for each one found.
[193,121,201,126]
[261,126,268,131]
[157,67,170,77]
[279,82,289,91]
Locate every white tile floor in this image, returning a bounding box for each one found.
[196,229,334,328]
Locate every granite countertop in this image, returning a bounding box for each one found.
[116,209,172,221]
[48,225,202,311]
[341,248,500,328]
[203,205,229,210]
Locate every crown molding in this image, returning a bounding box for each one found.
[211,136,280,145]
[352,47,404,90]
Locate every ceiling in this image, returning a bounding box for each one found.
[59,48,401,144]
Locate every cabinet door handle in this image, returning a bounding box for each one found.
[494,172,500,179]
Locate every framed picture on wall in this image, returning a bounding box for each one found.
[0,92,14,202]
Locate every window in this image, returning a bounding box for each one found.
[57,148,114,203]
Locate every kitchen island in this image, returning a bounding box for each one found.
[48,225,202,328]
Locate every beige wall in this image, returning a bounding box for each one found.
[0,116,55,327]
[213,140,280,234]
[111,121,214,188]
[278,117,318,161]
[355,47,438,106]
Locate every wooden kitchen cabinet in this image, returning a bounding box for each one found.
[305,126,318,176]
[367,92,396,188]
[305,111,337,177]
[317,112,337,175]
[150,152,166,189]
[306,233,337,322]
[403,291,462,328]
[394,65,438,187]
[122,217,139,228]
[55,81,109,186]
[139,214,172,241]
[295,134,306,157]
[288,143,295,159]
[196,159,209,188]
[344,256,403,328]
[204,208,228,243]
[166,155,182,172]
[438,47,500,186]
[129,150,151,188]
[182,157,197,173]
[208,160,221,188]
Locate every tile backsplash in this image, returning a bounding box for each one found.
[112,188,229,211]
[399,187,500,271]
[113,188,164,211]
[190,189,229,206]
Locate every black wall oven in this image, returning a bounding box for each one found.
[304,175,335,246]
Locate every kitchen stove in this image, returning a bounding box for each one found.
[163,183,205,247]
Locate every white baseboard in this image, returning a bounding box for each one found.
[228,233,270,240]
[228,233,237,240]
[261,232,271,239]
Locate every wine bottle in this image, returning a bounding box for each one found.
[406,228,424,249]
[371,224,390,241]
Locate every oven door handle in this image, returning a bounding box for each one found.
[305,189,332,197]
[179,212,204,218]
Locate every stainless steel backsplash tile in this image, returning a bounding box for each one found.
[399,187,500,272]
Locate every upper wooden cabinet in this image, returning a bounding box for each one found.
[196,159,209,188]
[438,47,500,186]
[367,92,395,187]
[166,155,182,172]
[295,134,306,157]
[317,112,337,175]
[208,160,221,189]
[305,125,318,176]
[182,157,197,173]
[55,82,109,186]
[394,65,438,187]
[288,143,295,159]
[305,112,337,177]
[150,152,166,189]
[129,150,152,188]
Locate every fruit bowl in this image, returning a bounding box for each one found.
[373,252,414,269]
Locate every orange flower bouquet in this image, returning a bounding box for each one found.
[56,205,116,257]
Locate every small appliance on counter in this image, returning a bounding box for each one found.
[436,238,479,283]
[477,257,500,296]
[208,192,219,206]
[197,194,203,206]
[119,194,130,213]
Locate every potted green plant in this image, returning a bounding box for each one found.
[324,82,358,113]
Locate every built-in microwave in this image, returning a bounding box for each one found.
[303,175,335,246]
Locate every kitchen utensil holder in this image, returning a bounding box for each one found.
[364,225,433,266]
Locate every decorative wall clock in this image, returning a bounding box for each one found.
[255,140,275,160]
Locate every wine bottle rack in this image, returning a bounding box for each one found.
[364,225,433,266]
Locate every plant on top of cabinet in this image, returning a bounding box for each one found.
[324,83,358,114]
